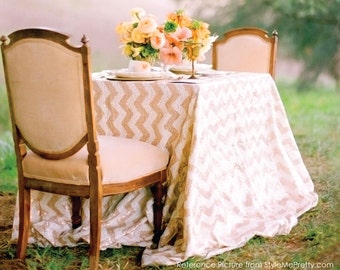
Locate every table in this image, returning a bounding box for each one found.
[11,71,318,266]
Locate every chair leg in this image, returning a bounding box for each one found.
[151,181,166,249]
[89,194,102,270]
[71,196,82,229]
[16,187,30,260]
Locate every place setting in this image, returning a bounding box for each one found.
[103,59,164,81]
[101,65,230,84]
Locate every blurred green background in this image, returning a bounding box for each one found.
[188,0,339,90]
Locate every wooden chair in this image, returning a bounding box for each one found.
[212,27,278,78]
[0,28,169,270]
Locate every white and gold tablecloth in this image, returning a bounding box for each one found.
[11,72,318,266]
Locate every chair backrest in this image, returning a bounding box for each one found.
[1,28,96,160]
[212,27,278,77]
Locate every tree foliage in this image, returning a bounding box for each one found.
[184,0,340,89]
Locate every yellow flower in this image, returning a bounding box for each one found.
[167,10,192,28]
[131,46,144,58]
[191,21,211,43]
[130,8,146,22]
[116,22,133,43]
[200,35,218,55]
[185,42,202,60]
[131,28,146,44]
[122,44,133,57]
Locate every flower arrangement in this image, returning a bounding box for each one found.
[116,8,217,75]
[160,9,217,66]
[115,8,166,64]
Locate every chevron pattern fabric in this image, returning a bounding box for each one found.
[11,72,318,266]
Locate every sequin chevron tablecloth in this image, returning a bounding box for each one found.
[11,72,318,266]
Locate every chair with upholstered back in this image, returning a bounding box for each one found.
[0,28,169,270]
[212,27,278,77]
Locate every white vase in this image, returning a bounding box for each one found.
[128,60,151,72]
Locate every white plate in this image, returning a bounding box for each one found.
[114,69,163,79]
[196,70,231,76]
[169,64,212,75]
[106,75,164,81]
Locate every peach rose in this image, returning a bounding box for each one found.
[138,16,158,35]
[150,31,166,49]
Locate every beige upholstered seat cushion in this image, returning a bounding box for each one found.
[22,135,169,185]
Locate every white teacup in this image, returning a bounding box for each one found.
[128,60,151,72]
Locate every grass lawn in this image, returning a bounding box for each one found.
[0,82,339,269]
